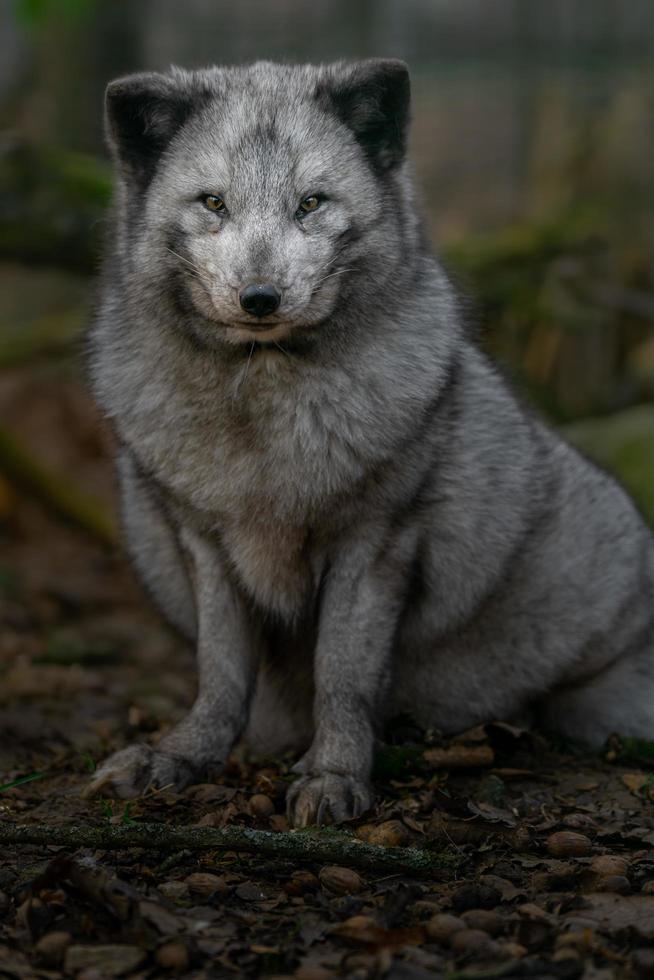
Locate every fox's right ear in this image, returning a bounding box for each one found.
[105,72,196,188]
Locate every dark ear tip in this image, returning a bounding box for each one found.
[104,72,164,106]
[362,58,410,82]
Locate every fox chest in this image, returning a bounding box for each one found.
[219,513,318,617]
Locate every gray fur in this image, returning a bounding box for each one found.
[87,60,654,825]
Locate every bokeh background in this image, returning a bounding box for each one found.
[1,0,654,703]
[1,6,654,966]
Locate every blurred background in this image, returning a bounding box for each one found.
[0,0,654,582]
[1,1,653,765]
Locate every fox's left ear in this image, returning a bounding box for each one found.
[318,59,410,173]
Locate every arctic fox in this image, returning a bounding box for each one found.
[88,60,654,825]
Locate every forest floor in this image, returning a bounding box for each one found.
[2,362,654,980]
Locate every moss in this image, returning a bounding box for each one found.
[563,405,654,524]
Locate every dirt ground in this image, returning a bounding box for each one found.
[2,364,654,980]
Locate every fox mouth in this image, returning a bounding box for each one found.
[230,318,289,330]
[224,321,296,344]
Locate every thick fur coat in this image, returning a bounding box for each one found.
[88,60,654,825]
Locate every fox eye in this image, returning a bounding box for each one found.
[297,195,321,215]
[202,194,226,213]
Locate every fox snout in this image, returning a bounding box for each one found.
[238,283,282,318]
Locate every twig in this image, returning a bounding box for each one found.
[0,426,116,546]
[0,821,458,878]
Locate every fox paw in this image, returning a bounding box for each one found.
[286,772,373,827]
[83,744,198,799]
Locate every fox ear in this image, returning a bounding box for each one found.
[319,59,410,173]
[105,72,196,187]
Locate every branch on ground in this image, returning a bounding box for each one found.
[0,821,458,877]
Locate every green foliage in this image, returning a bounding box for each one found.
[372,744,427,781]
[0,143,111,274]
[612,737,654,768]
[564,406,654,524]
[13,0,96,26]
[37,628,125,666]
[0,772,44,792]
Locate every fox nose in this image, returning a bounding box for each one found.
[239,283,281,318]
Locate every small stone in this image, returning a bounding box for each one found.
[158,880,189,901]
[633,947,654,978]
[295,967,336,980]
[590,855,630,876]
[461,909,503,935]
[555,930,593,951]
[425,913,466,943]
[364,820,409,848]
[155,941,189,972]
[184,872,228,897]
[563,813,596,831]
[412,900,442,918]
[450,928,497,954]
[35,931,71,966]
[250,793,275,817]
[65,944,146,977]
[546,831,592,857]
[642,880,654,894]
[552,947,582,964]
[318,866,363,895]
[269,813,289,832]
[499,941,527,959]
[451,883,501,913]
[283,870,319,896]
[596,874,631,894]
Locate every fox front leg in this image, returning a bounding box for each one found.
[286,533,413,827]
[87,529,260,799]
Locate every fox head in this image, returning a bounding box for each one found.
[105,60,417,347]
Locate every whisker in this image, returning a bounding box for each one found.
[313,268,356,287]
[166,247,213,285]
[313,245,349,276]
[234,341,256,398]
[274,341,291,359]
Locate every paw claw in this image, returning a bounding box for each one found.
[84,744,197,800]
[286,772,373,827]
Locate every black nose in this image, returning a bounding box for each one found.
[239,283,281,318]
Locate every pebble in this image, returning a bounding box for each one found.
[546,831,592,857]
[295,967,336,980]
[184,872,228,897]
[499,941,527,959]
[35,931,71,966]
[155,941,189,971]
[249,793,275,817]
[283,870,319,896]
[461,909,503,935]
[633,948,654,978]
[642,880,654,894]
[595,874,631,894]
[425,913,466,944]
[450,928,497,955]
[590,854,630,876]
[364,820,409,848]
[158,880,189,901]
[318,866,363,895]
[451,883,501,913]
